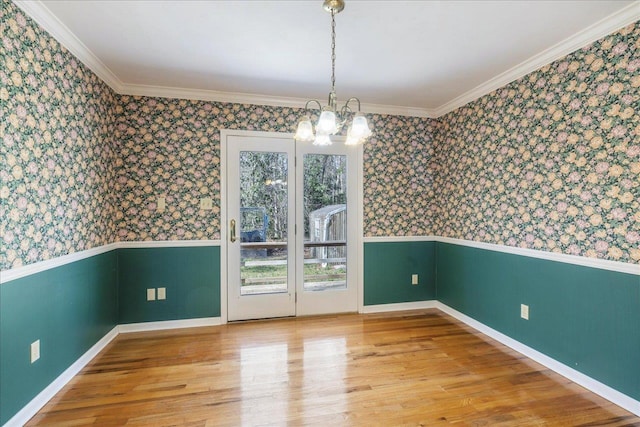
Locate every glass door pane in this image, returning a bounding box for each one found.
[226,134,295,322]
[303,154,347,291]
[295,140,358,316]
[239,151,289,295]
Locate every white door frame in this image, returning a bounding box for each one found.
[220,129,364,323]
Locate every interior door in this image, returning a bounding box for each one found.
[226,135,296,321]
[295,141,358,315]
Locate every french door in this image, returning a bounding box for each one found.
[224,132,359,321]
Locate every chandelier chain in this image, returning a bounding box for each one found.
[294,0,371,146]
[331,10,336,93]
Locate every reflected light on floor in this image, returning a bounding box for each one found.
[240,343,289,425]
[303,338,347,424]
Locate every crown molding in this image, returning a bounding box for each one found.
[12,0,125,92]
[119,83,436,118]
[13,0,640,120]
[11,0,433,119]
[433,1,640,117]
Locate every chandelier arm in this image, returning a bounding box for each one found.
[339,97,361,119]
[343,97,362,112]
[304,99,323,112]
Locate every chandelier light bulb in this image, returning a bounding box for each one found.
[316,109,338,135]
[345,126,361,145]
[313,133,333,146]
[294,116,315,142]
[349,112,372,139]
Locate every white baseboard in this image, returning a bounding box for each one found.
[5,307,639,426]
[4,326,119,427]
[361,300,437,313]
[118,317,222,333]
[3,317,222,427]
[434,302,640,417]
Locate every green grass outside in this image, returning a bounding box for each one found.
[241,262,346,284]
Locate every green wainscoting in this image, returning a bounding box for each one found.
[118,246,221,323]
[2,241,638,424]
[0,251,118,425]
[364,241,436,305]
[436,242,640,401]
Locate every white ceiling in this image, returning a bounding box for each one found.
[18,0,640,116]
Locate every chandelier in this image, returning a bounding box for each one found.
[294,0,372,146]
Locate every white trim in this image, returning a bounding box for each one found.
[15,1,638,120]
[3,317,222,426]
[220,129,365,321]
[12,0,124,93]
[433,2,640,116]
[1,240,222,284]
[219,130,229,325]
[116,240,221,249]
[0,243,119,284]
[362,235,639,276]
[122,83,435,118]
[356,144,365,314]
[360,300,437,314]
[118,317,222,333]
[435,302,640,417]
[436,236,640,276]
[3,305,639,423]
[3,234,636,286]
[3,326,119,427]
[363,236,438,243]
[10,0,434,119]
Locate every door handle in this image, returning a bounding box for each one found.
[230,219,237,243]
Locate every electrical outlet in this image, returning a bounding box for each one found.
[31,340,40,363]
[200,197,213,210]
[147,288,156,301]
[520,304,529,320]
[411,274,419,285]
[157,287,166,300]
[157,197,166,212]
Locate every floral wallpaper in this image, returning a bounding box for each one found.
[1,1,118,271]
[434,22,640,263]
[2,0,637,270]
[2,0,435,270]
[364,116,437,236]
[113,96,436,241]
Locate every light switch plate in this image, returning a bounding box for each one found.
[411,274,419,285]
[521,304,529,320]
[157,197,166,212]
[157,287,166,300]
[147,288,156,301]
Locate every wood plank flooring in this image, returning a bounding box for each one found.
[27,310,639,426]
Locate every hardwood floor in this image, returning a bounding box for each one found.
[27,310,639,426]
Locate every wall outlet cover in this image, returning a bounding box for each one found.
[147,288,156,301]
[411,274,419,285]
[31,340,40,363]
[157,197,166,212]
[200,197,213,210]
[520,304,529,320]
[157,287,166,300]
